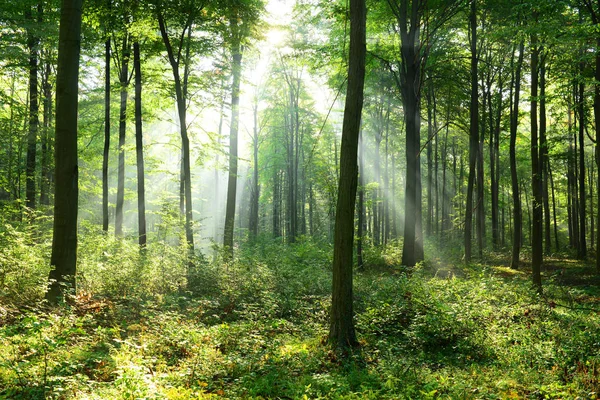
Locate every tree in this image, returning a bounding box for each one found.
[465,0,478,263]
[46,0,82,303]
[133,39,146,248]
[155,0,206,252]
[329,0,366,350]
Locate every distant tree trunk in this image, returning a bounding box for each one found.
[25,4,41,211]
[357,134,365,269]
[133,41,146,248]
[426,84,434,237]
[115,35,130,237]
[47,0,82,304]
[384,123,390,244]
[249,98,260,240]
[465,0,478,263]
[273,170,281,238]
[539,55,551,255]
[595,34,600,272]
[40,60,53,207]
[102,36,111,232]
[510,41,525,269]
[373,131,381,246]
[577,71,587,259]
[549,164,559,251]
[329,0,365,351]
[223,28,243,256]
[441,118,449,235]
[530,33,542,291]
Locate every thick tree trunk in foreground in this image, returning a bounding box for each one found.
[329,0,366,351]
[133,41,146,248]
[399,0,424,267]
[47,0,82,304]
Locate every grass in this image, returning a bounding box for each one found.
[2,231,600,399]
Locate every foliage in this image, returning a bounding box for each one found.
[2,233,600,398]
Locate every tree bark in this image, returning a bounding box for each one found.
[530,33,542,291]
[47,0,82,304]
[329,0,366,350]
[114,35,130,237]
[157,12,195,250]
[465,0,478,263]
[578,70,587,259]
[223,24,243,256]
[25,4,41,211]
[510,41,524,269]
[133,41,146,248]
[102,36,111,232]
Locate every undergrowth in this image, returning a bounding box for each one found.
[1,223,600,399]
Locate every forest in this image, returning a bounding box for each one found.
[2,0,600,398]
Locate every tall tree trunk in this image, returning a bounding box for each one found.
[530,34,542,291]
[357,134,365,269]
[539,55,551,255]
[102,36,111,232]
[249,98,259,239]
[549,163,559,251]
[595,34,600,271]
[47,0,82,304]
[510,41,525,269]
[329,0,365,350]
[273,170,281,238]
[400,0,423,267]
[115,35,130,237]
[426,84,434,236]
[133,41,146,248]
[25,4,41,210]
[223,29,243,256]
[465,0,478,263]
[578,72,587,259]
[157,12,195,251]
[40,60,53,207]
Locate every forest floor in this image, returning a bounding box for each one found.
[2,236,600,399]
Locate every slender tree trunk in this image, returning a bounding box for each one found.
[510,41,525,269]
[578,73,587,259]
[40,60,52,207]
[102,36,111,232]
[530,34,542,291]
[47,0,82,304]
[115,35,130,237]
[133,41,146,248]
[465,0,478,263]
[540,56,551,255]
[426,85,433,236]
[223,30,243,256]
[329,0,365,350]
[594,35,600,272]
[549,163,559,251]
[249,99,260,239]
[157,12,195,251]
[357,134,365,269]
[25,4,41,211]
